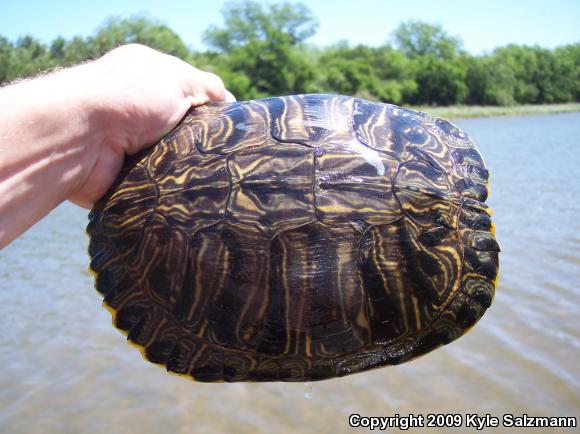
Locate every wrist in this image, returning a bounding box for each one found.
[50,63,113,194]
[0,62,113,245]
[84,49,158,155]
[68,61,120,154]
[0,63,109,183]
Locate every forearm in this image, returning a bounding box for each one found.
[0,64,105,248]
[0,44,230,249]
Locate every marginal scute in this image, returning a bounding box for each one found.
[434,118,475,148]
[464,246,499,282]
[248,357,281,381]
[456,163,489,184]
[423,291,470,347]
[89,249,116,275]
[393,160,461,229]
[451,147,486,167]
[462,196,492,216]
[189,345,224,382]
[146,339,177,365]
[166,337,200,375]
[454,178,488,201]
[102,274,140,310]
[223,353,254,382]
[114,305,147,333]
[87,94,499,382]
[459,204,493,231]
[461,229,500,252]
[87,215,107,258]
[127,306,168,347]
[277,357,311,381]
[461,277,495,309]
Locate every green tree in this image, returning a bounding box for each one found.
[0,7,578,106]
[533,46,577,102]
[5,36,50,82]
[203,1,317,98]
[491,45,541,103]
[316,43,416,104]
[392,21,462,60]
[91,16,191,59]
[391,21,466,105]
[0,16,193,83]
[412,55,468,105]
[555,44,580,100]
[465,56,517,105]
[0,36,14,83]
[205,1,317,51]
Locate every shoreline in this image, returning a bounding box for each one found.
[411,103,580,120]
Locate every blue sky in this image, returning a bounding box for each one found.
[1,0,579,54]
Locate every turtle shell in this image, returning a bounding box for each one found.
[87,94,499,382]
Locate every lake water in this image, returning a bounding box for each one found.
[1,113,579,433]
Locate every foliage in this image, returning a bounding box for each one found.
[412,56,468,105]
[203,1,317,98]
[1,1,578,107]
[314,43,416,105]
[391,21,463,60]
[204,0,317,51]
[91,16,191,59]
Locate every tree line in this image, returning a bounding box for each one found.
[1,1,578,106]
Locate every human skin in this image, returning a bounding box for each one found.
[0,44,234,249]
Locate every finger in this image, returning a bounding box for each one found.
[184,70,227,106]
[201,72,228,101]
[225,89,237,102]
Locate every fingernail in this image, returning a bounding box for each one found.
[225,90,237,102]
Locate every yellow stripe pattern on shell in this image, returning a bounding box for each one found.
[87,94,499,382]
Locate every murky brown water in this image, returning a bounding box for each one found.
[1,113,579,433]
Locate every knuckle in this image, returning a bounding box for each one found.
[104,43,153,59]
[205,71,225,88]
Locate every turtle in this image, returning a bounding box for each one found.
[87,94,499,382]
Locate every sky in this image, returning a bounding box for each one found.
[1,0,579,54]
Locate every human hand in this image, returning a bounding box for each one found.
[0,44,234,248]
[69,44,235,207]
